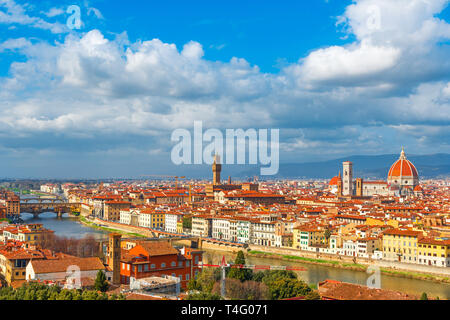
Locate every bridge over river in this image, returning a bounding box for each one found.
[19,197,81,218]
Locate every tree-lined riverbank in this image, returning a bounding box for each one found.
[24,212,450,299]
[76,215,450,286]
[247,250,450,284]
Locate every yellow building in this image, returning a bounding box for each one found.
[139,210,165,229]
[340,223,356,235]
[366,217,399,228]
[0,224,54,246]
[293,225,326,250]
[382,229,422,263]
[0,248,51,286]
[365,218,384,226]
[177,220,184,234]
[418,238,450,267]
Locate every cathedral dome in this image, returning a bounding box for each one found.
[329,176,340,186]
[387,148,419,188]
[329,172,341,186]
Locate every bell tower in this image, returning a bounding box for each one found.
[337,171,343,197]
[108,233,122,285]
[356,178,363,197]
[342,161,353,196]
[212,154,222,185]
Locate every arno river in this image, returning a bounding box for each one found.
[21,211,450,299]
[21,212,109,240]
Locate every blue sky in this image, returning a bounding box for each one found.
[1,0,358,74]
[0,0,450,178]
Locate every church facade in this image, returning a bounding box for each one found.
[328,148,420,197]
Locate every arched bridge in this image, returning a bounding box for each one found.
[20,198,81,218]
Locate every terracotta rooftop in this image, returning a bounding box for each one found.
[318,280,417,300]
[30,257,105,274]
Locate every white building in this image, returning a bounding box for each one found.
[212,217,231,241]
[235,219,252,244]
[26,257,110,284]
[250,220,276,247]
[120,209,132,225]
[165,212,182,234]
[40,184,61,194]
[191,216,212,238]
[138,212,153,228]
[340,239,357,257]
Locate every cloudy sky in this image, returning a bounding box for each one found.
[0,0,449,178]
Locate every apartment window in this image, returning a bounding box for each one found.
[161,263,166,268]
[186,261,190,267]
[171,261,176,267]
[151,264,155,269]
[186,274,190,281]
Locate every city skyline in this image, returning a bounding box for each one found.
[1,0,450,178]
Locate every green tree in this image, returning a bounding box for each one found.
[227,251,253,282]
[0,282,119,301]
[57,290,73,300]
[188,267,221,293]
[252,270,312,300]
[420,292,428,300]
[187,292,223,300]
[305,290,321,300]
[97,292,108,300]
[182,216,192,230]
[212,278,269,300]
[94,270,109,292]
[72,290,83,300]
[82,290,99,300]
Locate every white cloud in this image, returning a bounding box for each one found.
[0,0,449,159]
[287,0,450,88]
[0,0,67,33]
[0,37,31,51]
[343,0,450,46]
[287,41,401,83]
[443,82,450,97]
[42,7,64,18]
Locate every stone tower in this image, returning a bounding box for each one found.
[337,171,343,197]
[342,161,353,196]
[356,178,363,197]
[108,233,122,285]
[212,154,222,185]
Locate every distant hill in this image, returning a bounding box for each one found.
[237,153,450,179]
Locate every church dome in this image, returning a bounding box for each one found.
[387,148,419,184]
[329,172,341,186]
[329,176,340,186]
